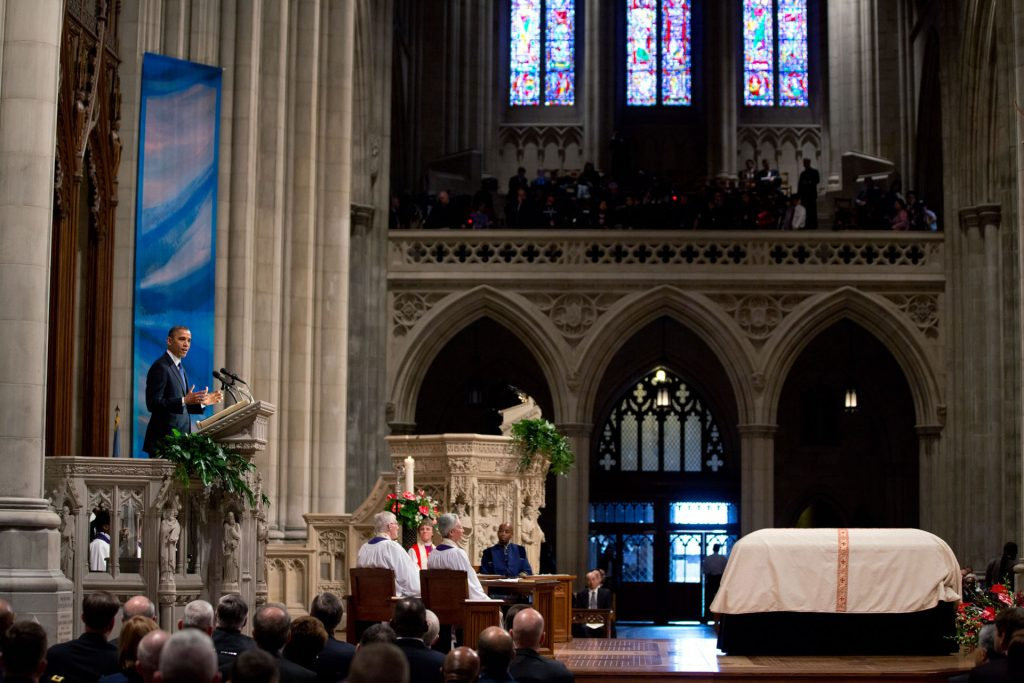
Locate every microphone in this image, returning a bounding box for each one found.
[212,371,239,402]
[220,368,248,386]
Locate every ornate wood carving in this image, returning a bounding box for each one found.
[49,0,121,457]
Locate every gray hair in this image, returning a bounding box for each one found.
[123,595,157,620]
[374,511,397,535]
[437,513,459,538]
[979,623,998,656]
[424,609,440,645]
[182,599,214,631]
[159,629,217,683]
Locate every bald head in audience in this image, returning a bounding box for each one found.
[442,646,480,683]
[477,626,514,679]
[510,608,545,650]
[136,629,171,683]
[155,629,219,683]
[123,595,157,621]
[347,643,408,683]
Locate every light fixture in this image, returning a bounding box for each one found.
[844,388,858,412]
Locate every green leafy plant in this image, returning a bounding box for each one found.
[156,429,269,509]
[385,490,441,531]
[510,418,574,476]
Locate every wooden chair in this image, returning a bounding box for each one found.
[421,569,499,650]
[571,592,616,638]
[345,567,396,644]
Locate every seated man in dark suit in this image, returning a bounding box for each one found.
[252,604,316,683]
[309,592,355,683]
[509,608,573,683]
[44,590,121,683]
[6,621,48,683]
[391,598,445,683]
[967,608,1024,682]
[572,570,613,638]
[477,627,515,683]
[480,523,532,577]
[213,593,256,678]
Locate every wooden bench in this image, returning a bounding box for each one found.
[344,567,396,644]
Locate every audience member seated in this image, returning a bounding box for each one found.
[178,600,214,635]
[155,630,219,683]
[44,591,120,683]
[480,523,532,578]
[424,191,456,229]
[117,596,157,639]
[424,610,441,650]
[230,649,280,683]
[309,592,355,683]
[391,598,445,683]
[135,630,170,683]
[853,176,885,228]
[427,513,493,601]
[508,609,573,683]
[347,643,409,683]
[890,198,910,231]
[253,604,316,683]
[442,647,480,683]
[502,604,529,633]
[779,194,806,230]
[476,627,515,683]
[99,615,158,683]
[359,623,397,647]
[283,616,327,674]
[212,594,256,678]
[967,607,1024,682]
[357,511,421,597]
[4,621,48,683]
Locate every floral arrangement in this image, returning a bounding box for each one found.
[385,489,441,531]
[510,418,575,477]
[955,582,1024,651]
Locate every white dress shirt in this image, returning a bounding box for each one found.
[357,535,421,597]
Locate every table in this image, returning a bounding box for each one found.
[482,576,562,654]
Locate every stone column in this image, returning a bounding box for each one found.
[555,422,591,579]
[708,0,737,178]
[0,0,73,641]
[583,0,609,170]
[737,424,777,534]
[915,425,945,535]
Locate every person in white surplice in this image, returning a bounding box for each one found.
[356,511,421,597]
[427,513,495,601]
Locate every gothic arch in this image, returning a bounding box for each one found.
[389,286,570,427]
[573,287,756,426]
[759,287,942,427]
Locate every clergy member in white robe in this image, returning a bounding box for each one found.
[356,511,421,597]
[427,512,494,601]
[89,510,111,571]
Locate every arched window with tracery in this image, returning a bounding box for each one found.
[743,0,808,106]
[509,0,576,106]
[625,0,693,106]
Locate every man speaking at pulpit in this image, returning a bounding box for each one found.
[480,523,532,577]
[143,326,222,456]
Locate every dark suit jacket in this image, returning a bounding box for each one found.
[143,352,203,455]
[573,586,612,609]
[44,632,119,683]
[213,627,256,677]
[394,638,445,683]
[480,543,533,577]
[509,648,573,683]
[315,636,356,683]
[967,658,1021,683]
[275,654,317,683]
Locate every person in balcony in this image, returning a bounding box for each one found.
[506,187,539,228]
[425,191,455,229]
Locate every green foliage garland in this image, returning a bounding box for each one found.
[156,429,269,509]
[510,418,574,477]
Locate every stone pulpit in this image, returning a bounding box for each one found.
[385,433,549,572]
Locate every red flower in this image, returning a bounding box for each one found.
[386,493,397,501]
[981,606,997,622]
[419,505,430,515]
[390,503,397,513]
[959,603,971,613]
[998,592,1014,606]
[991,583,1008,595]
[403,491,415,500]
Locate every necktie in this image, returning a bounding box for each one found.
[177,363,187,394]
[589,590,597,609]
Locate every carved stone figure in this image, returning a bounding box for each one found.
[160,501,181,580]
[59,504,75,579]
[521,502,545,548]
[256,508,269,583]
[222,511,241,584]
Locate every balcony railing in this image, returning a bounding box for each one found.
[388,229,944,275]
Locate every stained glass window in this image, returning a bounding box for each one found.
[510,0,575,107]
[777,0,808,106]
[661,0,691,105]
[545,0,575,105]
[743,0,808,107]
[743,0,774,106]
[627,0,692,106]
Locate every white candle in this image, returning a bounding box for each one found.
[404,456,415,493]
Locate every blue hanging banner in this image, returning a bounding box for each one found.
[131,53,222,457]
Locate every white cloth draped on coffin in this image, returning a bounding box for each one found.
[710,528,961,615]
